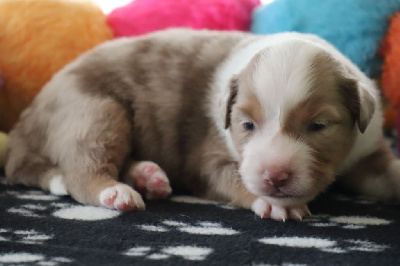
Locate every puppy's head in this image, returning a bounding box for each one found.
[224,40,375,206]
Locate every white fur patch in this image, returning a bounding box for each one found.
[49,175,68,195]
[240,133,313,200]
[53,206,120,221]
[252,41,318,120]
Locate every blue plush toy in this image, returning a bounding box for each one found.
[251,0,400,77]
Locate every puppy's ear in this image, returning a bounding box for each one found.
[340,78,375,134]
[224,77,239,129]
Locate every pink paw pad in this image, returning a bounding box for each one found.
[103,191,117,208]
[130,161,172,200]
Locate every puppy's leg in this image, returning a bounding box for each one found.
[123,160,172,200]
[5,129,67,195]
[339,137,400,201]
[204,163,310,221]
[58,98,144,211]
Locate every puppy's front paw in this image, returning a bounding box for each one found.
[251,197,272,218]
[251,198,310,221]
[129,161,172,200]
[99,183,145,211]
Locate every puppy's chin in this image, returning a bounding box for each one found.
[263,193,317,207]
[242,177,317,206]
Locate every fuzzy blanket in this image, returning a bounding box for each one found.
[1,173,399,265]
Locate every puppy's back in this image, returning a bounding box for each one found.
[6,29,254,193]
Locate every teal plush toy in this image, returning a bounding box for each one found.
[251,0,400,77]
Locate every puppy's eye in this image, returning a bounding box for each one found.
[243,122,256,131]
[307,122,326,132]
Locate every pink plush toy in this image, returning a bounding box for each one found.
[107,0,260,37]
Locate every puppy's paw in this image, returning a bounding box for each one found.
[251,198,310,221]
[129,161,172,200]
[251,197,272,218]
[99,183,145,211]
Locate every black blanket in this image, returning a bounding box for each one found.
[1,174,399,266]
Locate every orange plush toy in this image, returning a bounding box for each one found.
[0,0,113,132]
[382,13,400,111]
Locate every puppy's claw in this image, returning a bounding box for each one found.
[251,198,309,221]
[251,198,271,219]
[294,212,303,221]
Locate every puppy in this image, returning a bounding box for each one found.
[5,29,400,221]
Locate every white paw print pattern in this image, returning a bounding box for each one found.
[124,245,213,261]
[2,189,122,221]
[137,220,239,235]
[169,195,237,209]
[0,228,53,245]
[305,214,391,230]
[0,252,72,266]
[334,194,377,205]
[5,190,60,201]
[4,190,61,218]
[258,236,389,254]
[53,206,121,221]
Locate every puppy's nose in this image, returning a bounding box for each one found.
[263,170,289,188]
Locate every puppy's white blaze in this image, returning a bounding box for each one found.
[49,175,68,195]
[252,41,320,121]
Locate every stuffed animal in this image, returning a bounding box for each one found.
[381,12,400,139]
[251,0,400,77]
[382,12,400,109]
[0,0,113,132]
[0,71,6,168]
[0,132,7,169]
[107,0,260,37]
